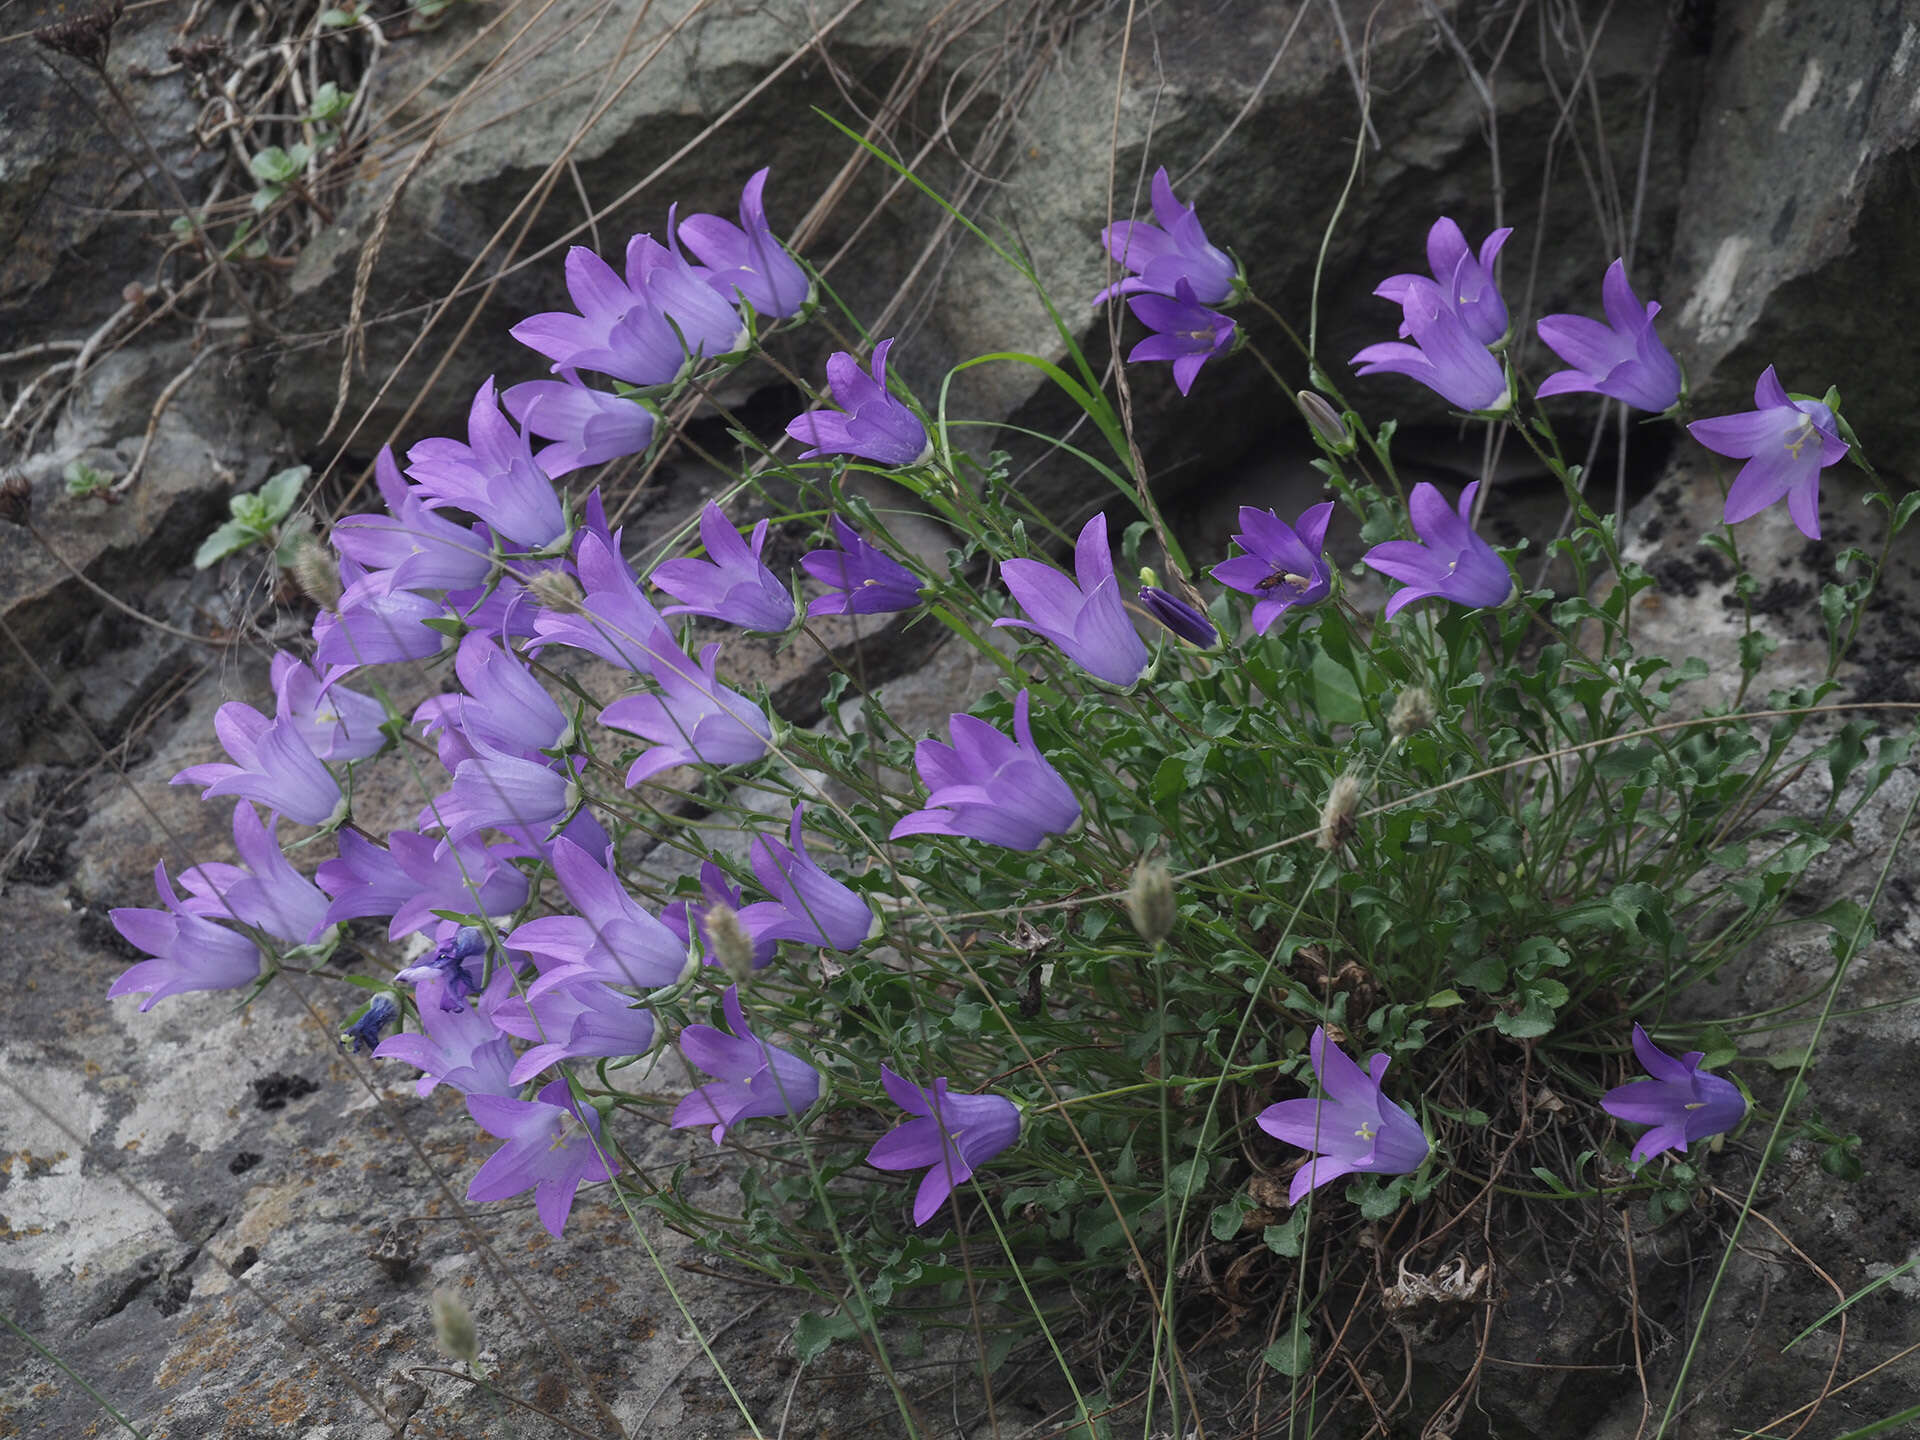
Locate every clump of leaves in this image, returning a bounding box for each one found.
[195,465,309,568]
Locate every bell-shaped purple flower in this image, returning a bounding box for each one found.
[866,1066,1022,1227]
[1256,1026,1430,1205]
[801,516,923,618]
[317,828,530,939]
[172,702,344,827]
[426,734,610,857]
[994,512,1149,687]
[1125,279,1235,396]
[511,245,688,387]
[1601,1024,1747,1164]
[340,993,400,1055]
[177,801,333,945]
[661,861,776,971]
[784,339,932,467]
[374,971,517,1098]
[1137,585,1217,648]
[486,977,656,1086]
[406,378,565,550]
[1210,502,1336,635]
[530,528,668,674]
[1362,481,1513,618]
[1354,275,1511,413]
[891,690,1079,852]
[507,836,689,997]
[1687,365,1848,540]
[649,502,796,633]
[502,370,656,475]
[107,863,262,1011]
[1094,166,1237,307]
[628,231,750,362]
[738,805,873,952]
[599,629,771,786]
[676,169,813,319]
[311,563,450,670]
[329,446,494,593]
[271,652,388,763]
[1535,260,1683,415]
[451,631,569,756]
[466,1078,619,1237]
[1377,217,1514,347]
[671,986,821,1143]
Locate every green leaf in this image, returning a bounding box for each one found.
[1261,1312,1314,1377]
[1309,649,1365,724]
[310,82,353,120]
[792,1309,860,1363]
[1209,1191,1253,1241]
[256,465,309,522]
[194,519,261,568]
[1453,955,1507,992]
[1424,988,1464,1010]
[1262,1210,1308,1258]
[1890,490,1920,536]
[250,147,302,184]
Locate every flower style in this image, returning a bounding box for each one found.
[1125,279,1236,397]
[486,978,656,1086]
[329,446,493,593]
[890,690,1080,852]
[1353,275,1511,413]
[530,528,668,674]
[1376,217,1514,347]
[465,1078,619,1237]
[676,168,813,319]
[374,972,517,1098]
[800,516,923,618]
[649,501,796,633]
[1362,481,1513,618]
[1600,1025,1747,1164]
[598,627,771,786]
[784,339,932,467]
[994,513,1149,687]
[671,986,821,1143]
[1255,1026,1430,1204]
[506,836,689,997]
[1535,260,1683,414]
[738,805,874,953]
[271,651,388,763]
[1209,502,1335,635]
[317,828,530,939]
[1137,585,1218,648]
[172,702,344,827]
[866,1066,1022,1226]
[660,861,776,972]
[405,378,567,550]
[177,801,333,945]
[107,863,262,1010]
[1093,166,1237,307]
[1687,365,1848,540]
[502,371,656,474]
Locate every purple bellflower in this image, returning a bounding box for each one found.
[628,232,751,360]
[394,923,492,1011]
[486,978,657,1086]
[173,702,344,827]
[1256,1026,1430,1205]
[994,512,1150,687]
[738,805,874,953]
[671,986,821,1143]
[271,651,388,763]
[1125,279,1236,397]
[502,370,656,475]
[649,502,796,633]
[177,801,333,945]
[599,628,771,786]
[329,446,494,593]
[1137,585,1217,649]
[1600,1024,1748,1164]
[466,1078,619,1238]
[426,734,610,856]
[784,339,932,467]
[1353,275,1511,413]
[406,377,567,551]
[530,529,668,674]
[676,169,813,319]
[1535,260,1683,415]
[412,692,481,777]
[1376,217,1514,348]
[318,828,530,940]
[452,632,570,756]
[1209,502,1336,635]
[866,1066,1022,1227]
[107,863,262,1010]
[661,861,776,972]
[340,992,400,1055]
[1688,365,1848,540]
[374,971,517,1098]
[891,690,1080,852]
[311,563,450,670]
[800,516,923,618]
[507,836,690,998]
[1094,166,1237,307]
[511,246,694,388]
[1362,481,1513,618]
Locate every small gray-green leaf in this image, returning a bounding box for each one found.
[195,520,261,568]
[257,465,309,523]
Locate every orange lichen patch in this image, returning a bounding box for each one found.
[30,1384,57,1400]
[155,1303,248,1388]
[576,1276,619,1314]
[627,1313,658,1342]
[358,1306,381,1327]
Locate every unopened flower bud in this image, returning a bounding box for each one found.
[285,532,342,608]
[1137,585,1218,649]
[1297,391,1353,454]
[1389,686,1435,739]
[703,902,756,983]
[430,1290,479,1365]
[1317,772,1363,852]
[1126,857,1175,944]
[527,568,585,615]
